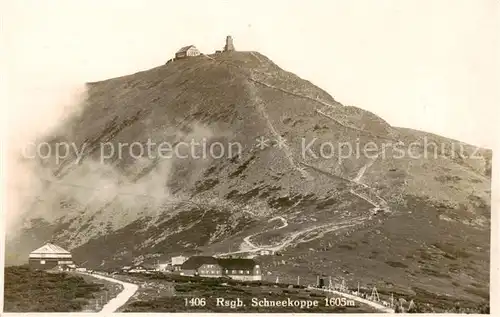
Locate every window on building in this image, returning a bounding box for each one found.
[225,269,229,273]
[40,260,45,264]
[239,270,243,274]
[232,270,236,274]
[246,270,250,274]
[216,271,220,274]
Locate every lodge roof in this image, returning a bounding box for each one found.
[181,256,219,269]
[217,258,257,270]
[176,45,196,53]
[29,243,71,256]
[181,256,258,270]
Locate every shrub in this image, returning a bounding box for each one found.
[3,266,104,312]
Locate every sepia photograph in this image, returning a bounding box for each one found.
[1,0,497,314]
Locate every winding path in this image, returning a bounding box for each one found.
[269,216,288,229]
[82,272,138,313]
[242,216,289,248]
[216,217,363,258]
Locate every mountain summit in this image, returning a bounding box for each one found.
[7,51,491,307]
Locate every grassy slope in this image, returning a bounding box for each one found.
[3,266,105,312]
[114,273,377,313]
[253,195,489,312]
[6,52,491,312]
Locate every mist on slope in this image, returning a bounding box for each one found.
[6,76,224,248]
[5,81,86,237]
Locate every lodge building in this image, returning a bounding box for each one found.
[29,243,75,270]
[180,256,262,281]
[175,45,201,59]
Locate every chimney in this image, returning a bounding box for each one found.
[224,35,235,52]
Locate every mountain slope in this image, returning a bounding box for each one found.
[6,51,491,310]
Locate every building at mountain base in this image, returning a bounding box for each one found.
[128,265,147,273]
[180,256,261,281]
[28,243,74,270]
[218,258,262,281]
[171,255,188,272]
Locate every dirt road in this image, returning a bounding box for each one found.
[82,272,138,313]
[217,217,363,258]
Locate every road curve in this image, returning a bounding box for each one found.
[269,216,288,230]
[217,218,362,258]
[82,273,138,313]
[242,216,289,249]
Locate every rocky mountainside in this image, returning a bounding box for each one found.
[6,51,491,309]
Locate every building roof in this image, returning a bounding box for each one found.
[140,263,157,269]
[176,45,197,53]
[29,243,72,258]
[180,256,258,270]
[172,255,187,259]
[217,258,257,270]
[131,265,146,269]
[181,256,219,269]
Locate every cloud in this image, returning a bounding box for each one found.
[5,81,87,235]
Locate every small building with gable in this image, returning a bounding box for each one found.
[181,256,220,277]
[175,45,201,59]
[29,243,74,270]
[171,255,188,272]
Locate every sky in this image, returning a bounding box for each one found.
[1,0,499,149]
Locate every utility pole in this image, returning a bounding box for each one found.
[370,286,380,302]
[297,276,300,285]
[357,282,360,294]
[391,293,394,307]
[408,299,415,312]
[276,276,279,284]
[340,278,347,292]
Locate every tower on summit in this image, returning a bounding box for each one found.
[224,35,235,52]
